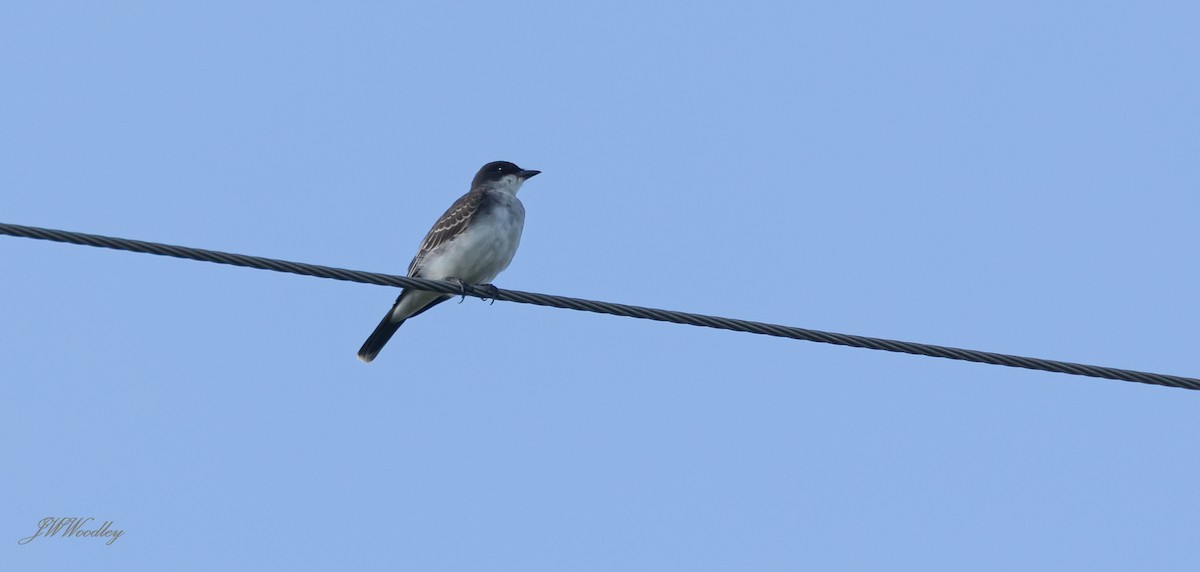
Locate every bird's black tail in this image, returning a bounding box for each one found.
[357,311,405,363]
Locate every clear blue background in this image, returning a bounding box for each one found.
[3,2,1197,570]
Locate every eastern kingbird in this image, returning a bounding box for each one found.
[357,161,541,363]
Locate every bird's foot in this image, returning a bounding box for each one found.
[449,278,469,303]
[480,284,500,305]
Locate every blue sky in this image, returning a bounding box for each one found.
[3,2,1198,570]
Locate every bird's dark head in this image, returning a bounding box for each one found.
[472,161,540,193]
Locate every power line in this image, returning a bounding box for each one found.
[2,220,1197,391]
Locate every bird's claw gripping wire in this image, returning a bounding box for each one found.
[447,279,497,304]
[450,278,469,303]
[480,284,500,305]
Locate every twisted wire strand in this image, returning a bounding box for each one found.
[3,221,1197,391]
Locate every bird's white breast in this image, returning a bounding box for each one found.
[420,190,525,285]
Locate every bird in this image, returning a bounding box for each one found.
[357,161,541,363]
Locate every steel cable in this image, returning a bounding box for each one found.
[3,221,1196,391]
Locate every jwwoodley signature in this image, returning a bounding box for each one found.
[18,517,124,546]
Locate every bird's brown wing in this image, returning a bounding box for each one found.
[406,187,489,276]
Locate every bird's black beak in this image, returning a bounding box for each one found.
[520,169,541,179]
